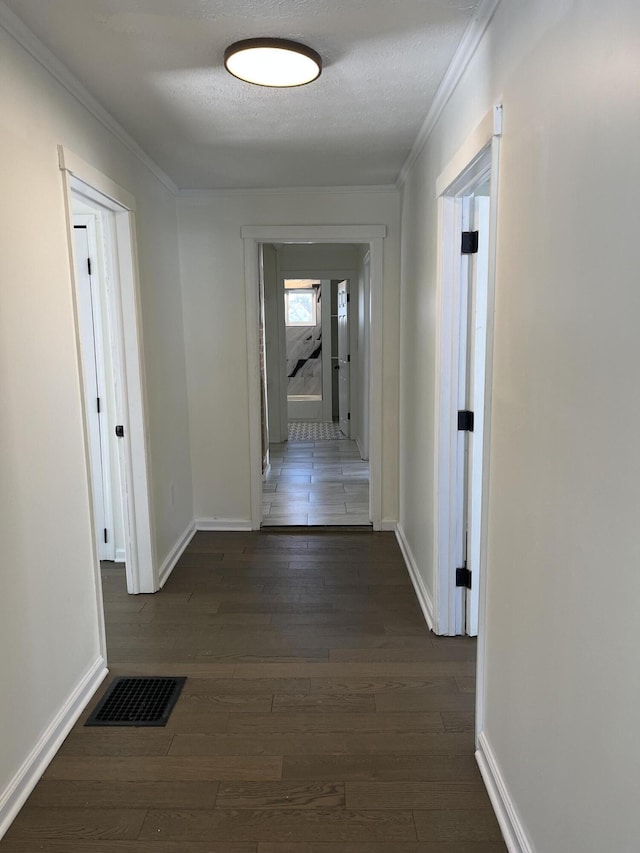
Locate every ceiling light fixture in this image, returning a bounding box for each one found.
[224,38,322,88]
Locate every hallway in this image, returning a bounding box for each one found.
[0,531,503,850]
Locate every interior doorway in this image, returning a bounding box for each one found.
[60,147,156,597]
[435,119,500,644]
[242,224,386,530]
[259,243,372,527]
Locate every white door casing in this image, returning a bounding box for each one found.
[434,112,500,632]
[465,194,490,636]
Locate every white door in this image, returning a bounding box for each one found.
[337,280,350,437]
[74,222,114,561]
[458,192,491,636]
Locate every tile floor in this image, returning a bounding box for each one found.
[262,439,370,526]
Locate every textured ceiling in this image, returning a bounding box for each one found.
[4,0,480,189]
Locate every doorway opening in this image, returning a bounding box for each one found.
[60,147,156,609]
[434,111,501,684]
[242,225,386,530]
[260,245,371,527]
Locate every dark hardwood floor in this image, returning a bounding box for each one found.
[1,530,506,852]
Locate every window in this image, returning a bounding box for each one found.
[285,289,317,326]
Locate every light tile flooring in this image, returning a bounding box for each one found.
[262,438,371,526]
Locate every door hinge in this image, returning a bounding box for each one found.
[347,293,350,303]
[103,528,108,544]
[347,354,351,363]
[456,566,472,589]
[87,257,92,275]
[457,410,474,432]
[347,412,351,420]
[461,231,479,254]
[96,397,101,413]
[115,425,125,438]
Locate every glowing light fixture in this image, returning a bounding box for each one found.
[224,38,322,88]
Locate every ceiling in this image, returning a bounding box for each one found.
[3,0,481,189]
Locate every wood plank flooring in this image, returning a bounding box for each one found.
[0,530,506,852]
[263,440,370,526]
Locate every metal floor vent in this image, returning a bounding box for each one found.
[85,676,186,727]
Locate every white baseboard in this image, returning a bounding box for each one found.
[115,547,126,563]
[196,518,253,531]
[158,522,197,588]
[476,731,533,853]
[380,519,397,531]
[395,523,434,631]
[0,656,107,841]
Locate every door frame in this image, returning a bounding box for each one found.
[59,146,157,595]
[433,106,502,734]
[243,225,386,530]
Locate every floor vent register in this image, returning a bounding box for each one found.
[85,676,186,727]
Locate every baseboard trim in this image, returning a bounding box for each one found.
[115,547,126,563]
[395,523,434,631]
[380,519,397,531]
[0,656,108,840]
[476,731,533,853]
[158,522,197,588]
[196,518,253,532]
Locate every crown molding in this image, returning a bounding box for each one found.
[177,184,399,199]
[396,0,502,188]
[0,1,178,195]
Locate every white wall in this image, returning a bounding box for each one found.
[0,21,192,825]
[399,1,640,849]
[177,190,400,526]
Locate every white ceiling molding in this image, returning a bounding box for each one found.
[178,185,398,198]
[0,0,178,195]
[396,0,502,189]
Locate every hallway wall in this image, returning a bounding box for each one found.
[177,189,400,527]
[0,21,193,827]
[399,0,640,850]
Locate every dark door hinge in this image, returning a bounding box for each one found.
[96,397,101,413]
[347,293,350,303]
[103,528,108,544]
[456,567,472,589]
[347,412,351,420]
[347,354,351,363]
[115,425,125,438]
[461,231,479,254]
[87,257,92,275]
[457,410,474,432]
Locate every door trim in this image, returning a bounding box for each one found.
[59,146,157,596]
[242,225,386,530]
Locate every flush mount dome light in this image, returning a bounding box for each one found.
[224,38,322,87]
